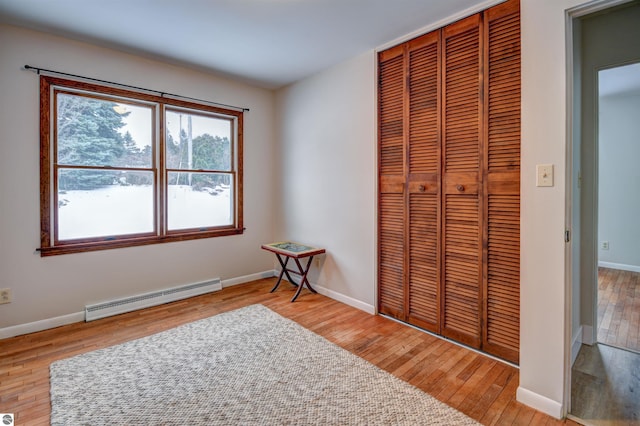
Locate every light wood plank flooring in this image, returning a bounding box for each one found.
[569,267,640,425]
[571,343,640,425]
[598,267,640,353]
[0,278,579,425]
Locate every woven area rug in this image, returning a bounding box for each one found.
[50,304,480,425]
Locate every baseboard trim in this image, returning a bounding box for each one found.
[516,387,563,419]
[598,261,640,273]
[275,270,376,315]
[0,269,279,340]
[571,326,583,366]
[313,284,376,315]
[222,270,275,288]
[582,325,594,345]
[0,270,376,339]
[0,311,85,340]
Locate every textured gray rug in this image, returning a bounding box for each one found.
[50,304,479,425]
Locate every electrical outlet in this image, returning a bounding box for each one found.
[601,241,609,250]
[0,288,11,304]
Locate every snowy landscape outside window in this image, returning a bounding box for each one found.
[39,76,243,256]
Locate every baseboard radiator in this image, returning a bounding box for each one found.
[85,278,222,322]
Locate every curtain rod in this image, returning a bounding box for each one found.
[23,65,250,112]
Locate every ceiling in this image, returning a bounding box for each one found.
[0,0,493,89]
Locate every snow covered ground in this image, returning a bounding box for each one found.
[58,185,232,240]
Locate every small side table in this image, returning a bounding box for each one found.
[261,241,325,302]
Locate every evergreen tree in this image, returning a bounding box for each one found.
[57,94,129,190]
[191,134,230,171]
[119,131,154,186]
[165,130,181,168]
[122,131,138,155]
[56,96,231,191]
[191,134,231,190]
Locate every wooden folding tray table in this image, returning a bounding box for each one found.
[261,241,325,302]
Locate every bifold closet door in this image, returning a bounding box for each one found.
[377,0,520,364]
[440,14,483,349]
[406,32,441,333]
[377,32,442,332]
[483,0,521,364]
[378,44,406,320]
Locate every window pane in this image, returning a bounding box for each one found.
[165,110,231,171]
[167,172,232,230]
[57,169,154,240]
[57,93,153,168]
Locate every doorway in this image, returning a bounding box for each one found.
[568,1,640,424]
[596,62,640,354]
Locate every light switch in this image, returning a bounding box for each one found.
[536,164,553,187]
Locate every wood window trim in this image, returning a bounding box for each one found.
[39,76,244,256]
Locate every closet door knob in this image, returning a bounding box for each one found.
[419,185,426,192]
[456,184,465,192]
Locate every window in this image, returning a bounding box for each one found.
[39,76,243,256]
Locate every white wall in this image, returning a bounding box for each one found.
[518,0,571,416]
[0,24,277,331]
[274,52,376,312]
[274,0,591,417]
[272,1,595,415]
[0,0,619,417]
[518,0,639,417]
[598,92,640,270]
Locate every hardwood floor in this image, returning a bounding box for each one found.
[568,267,640,425]
[571,343,640,425]
[0,278,579,425]
[598,267,640,353]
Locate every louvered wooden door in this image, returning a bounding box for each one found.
[406,32,441,333]
[378,44,406,319]
[441,14,483,348]
[377,0,520,364]
[482,0,521,363]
